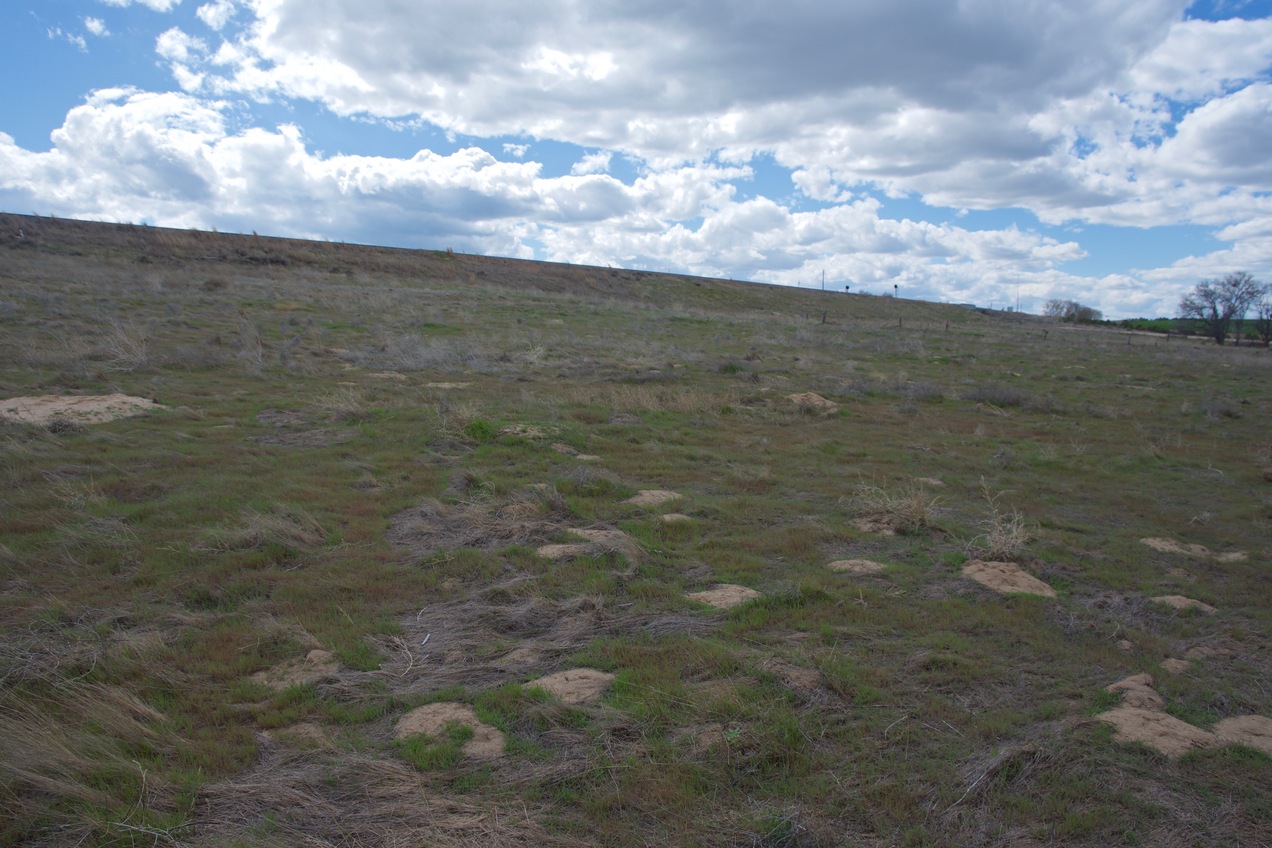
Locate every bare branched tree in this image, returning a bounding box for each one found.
[1178,272,1265,345]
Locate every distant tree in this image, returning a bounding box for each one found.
[1178,272,1265,345]
[1043,298,1103,323]
[1253,294,1272,348]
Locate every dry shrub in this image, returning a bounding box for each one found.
[846,480,942,534]
[968,479,1033,560]
[97,319,150,372]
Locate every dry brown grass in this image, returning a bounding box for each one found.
[967,479,1034,560]
[845,479,943,535]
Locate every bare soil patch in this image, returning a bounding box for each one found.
[786,392,836,413]
[1161,658,1192,674]
[252,649,341,689]
[0,394,164,425]
[1149,595,1217,614]
[567,528,641,558]
[501,423,556,438]
[536,543,596,561]
[1214,716,1272,756]
[528,668,615,703]
[394,703,505,759]
[1106,673,1166,711]
[759,658,822,692]
[625,489,682,507]
[1097,707,1217,759]
[1140,537,1246,562]
[827,558,888,575]
[661,513,693,524]
[687,584,762,609]
[962,560,1056,597]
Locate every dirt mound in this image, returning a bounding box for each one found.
[536,543,595,560]
[687,584,762,609]
[852,517,899,536]
[661,513,692,524]
[1097,707,1217,758]
[394,703,504,759]
[252,649,341,689]
[0,394,164,425]
[528,668,615,703]
[962,560,1056,597]
[1106,673,1166,711]
[1161,658,1191,674]
[625,489,682,507]
[1215,716,1272,756]
[1149,595,1217,614]
[552,443,600,461]
[1140,537,1246,562]
[760,658,822,692]
[501,424,555,438]
[567,528,641,558]
[827,559,888,575]
[786,392,836,413]
[268,722,334,748]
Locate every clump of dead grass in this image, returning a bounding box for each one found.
[97,318,151,372]
[203,504,327,552]
[967,479,1033,560]
[388,490,572,557]
[844,479,942,535]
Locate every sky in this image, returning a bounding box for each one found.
[3,1,1271,318]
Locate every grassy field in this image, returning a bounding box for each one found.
[1,212,1269,847]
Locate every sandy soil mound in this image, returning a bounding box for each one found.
[501,424,555,438]
[551,443,600,461]
[529,668,615,703]
[660,513,692,524]
[394,703,505,759]
[625,489,682,507]
[252,649,341,689]
[962,560,1056,597]
[1161,658,1191,674]
[786,392,836,412]
[828,559,888,575]
[1215,716,1272,756]
[1149,595,1217,614]
[1097,707,1217,758]
[567,528,639,556]
[0,394,164,425]
[1106,673,1166,711]
[536,543,595,561]
[852,517,898,536]
[687,584,762,609]
[268,722,334,748]
[760,658,822,692]
[1140,537,1246,562]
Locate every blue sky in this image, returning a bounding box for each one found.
[3,1,1272,318]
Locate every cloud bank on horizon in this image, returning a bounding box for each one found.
[3,0,1271,317]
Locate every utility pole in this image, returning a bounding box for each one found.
[821,270,825,291]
